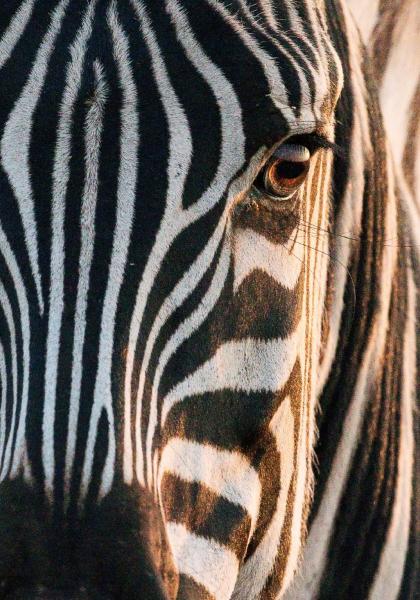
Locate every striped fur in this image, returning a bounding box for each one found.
[286,2,419,598]
[0,1,418,599]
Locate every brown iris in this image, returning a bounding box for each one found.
[261,144,311,199]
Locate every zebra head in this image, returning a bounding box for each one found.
[0,1,348,598]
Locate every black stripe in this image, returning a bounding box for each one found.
[176,575,214,600]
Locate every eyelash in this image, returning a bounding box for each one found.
[285,132,345,158]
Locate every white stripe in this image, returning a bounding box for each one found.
[43,0,96,497]
[0,226,31,479]
[369,264,415,600]
[166,522,239,600]
[233,227,304,292]
[258,0,280,31]
[0,282,18,478]
[64,60,107,497]
[161,325,302,427]
[0,343,7,468]
[0,0,35,70]
[159,438,261,533]
[21,442,33,484]
[80,2,139,502]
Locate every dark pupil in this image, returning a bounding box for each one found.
[274,160,305,180]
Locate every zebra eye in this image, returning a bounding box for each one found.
[258,144,311,200]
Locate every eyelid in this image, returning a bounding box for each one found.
[272,132,345,158]
[274,144,310,162]
[310,133,345,157]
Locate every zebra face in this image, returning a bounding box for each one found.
[0,1,343,598]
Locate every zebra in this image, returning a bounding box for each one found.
[0,0,418,599]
